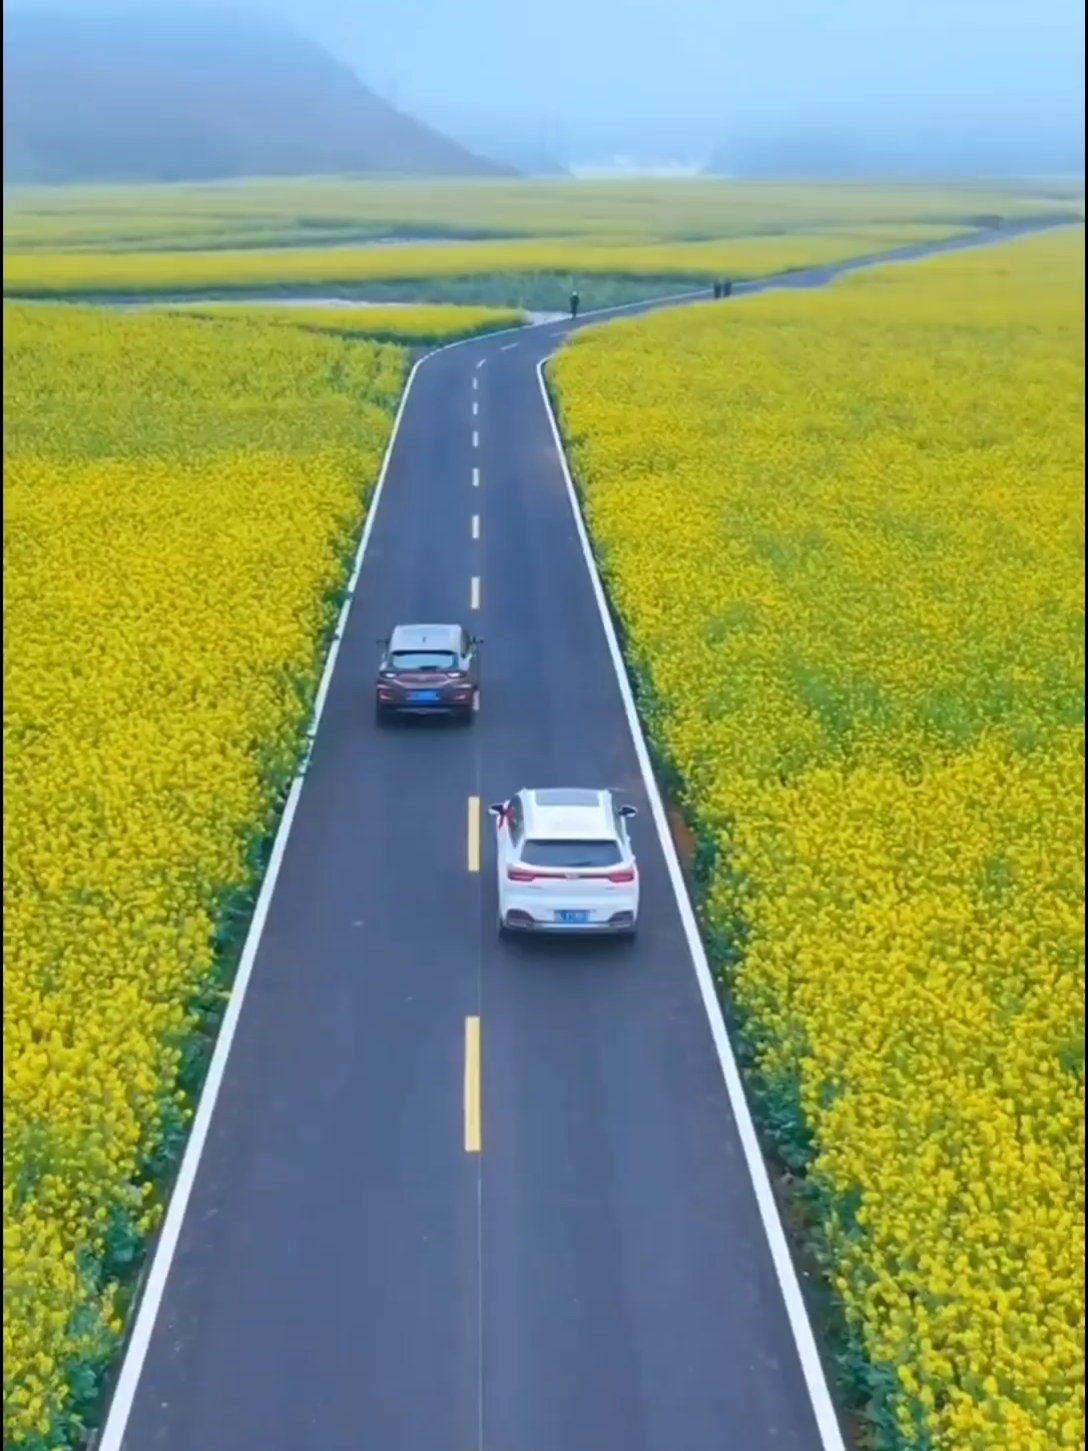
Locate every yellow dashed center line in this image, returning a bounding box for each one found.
[464,1016,481,1153]
[467,795,481,872]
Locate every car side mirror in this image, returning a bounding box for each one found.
[618,805,638,819]
[488,802,506,817]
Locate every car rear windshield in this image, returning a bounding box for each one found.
[519,839,623,869]
[390,650,458,672]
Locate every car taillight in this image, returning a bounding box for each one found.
[507,866,634,884]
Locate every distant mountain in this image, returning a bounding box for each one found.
[476,143,569,178]
[406,112,571,177]
[3,7,515,183]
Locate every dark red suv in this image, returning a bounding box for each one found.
[375,623,481,723]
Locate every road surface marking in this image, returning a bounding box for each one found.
[470,575,481,611]
[471,514,480,540]
[472,400,479,416]
[500,342,518,352]
[536,357,848,1451]
[472,376,478,390]
[473,690,480,712]
[467,796,481,872]
[475,357,487,370]
[472,466,480,488]
[464,1017,481,1153]
[472,430,479,448]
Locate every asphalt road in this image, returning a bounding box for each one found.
[107,218,1067,1451]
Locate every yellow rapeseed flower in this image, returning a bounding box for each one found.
[3,232,984,299]
[159,300,526,344]
[552,228,1085,1451]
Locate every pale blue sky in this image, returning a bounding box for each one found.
[281,0,1084,155]
[6,0,1085,164]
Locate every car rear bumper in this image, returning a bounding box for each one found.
[380,702,467,713]
[499,899,638,934]
[499,882,638,928]
[377,695,473,715]
[501,914,637,934]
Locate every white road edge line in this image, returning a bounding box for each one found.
[535,357,848,1451]
[96,353,429,1451]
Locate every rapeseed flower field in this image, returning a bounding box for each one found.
[160,300,525,343]
[551,228,1085,1451]
[5,176,1077,252]
[5,231,980,300]
[3,304,405,1447]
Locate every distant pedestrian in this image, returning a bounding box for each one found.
[722,278,733,298]
[570,288,580,320]
[713,280,722,300]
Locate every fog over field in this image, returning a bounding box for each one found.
[3,0,1084,176]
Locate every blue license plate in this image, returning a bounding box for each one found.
[408,690,441,703]
[556,909,590,924]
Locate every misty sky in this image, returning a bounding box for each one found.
[7,0,1085,160]
[279,0,1085,156]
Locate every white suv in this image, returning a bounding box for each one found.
[489,788,639,937]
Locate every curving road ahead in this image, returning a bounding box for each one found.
[100,219,1064,1451]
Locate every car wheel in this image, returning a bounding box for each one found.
[375,703,390,725]
[458,705,475,726]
